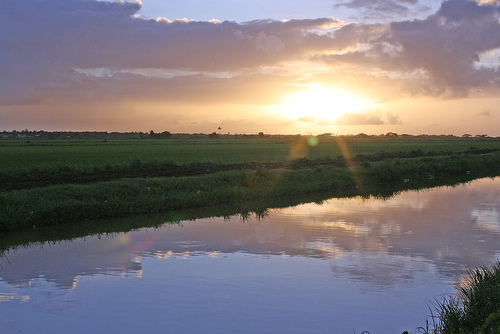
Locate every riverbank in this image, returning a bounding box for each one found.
[1,150,499,232]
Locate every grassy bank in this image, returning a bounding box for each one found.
[1,150,499,232]
[0,166,355,231]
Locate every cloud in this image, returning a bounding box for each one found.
[297,110,399,126]
[335,111,385,125]
[333,110,402,125]
[298,115,318,123]
[322,0,500,97]
[328,22,387,51]
[334,0,425,21]
[477,110,491,116]
[389,0,500,93]
[53,71,301,107]
[387,112,403,124]
[0,0,342,106]
[4,0,500,109]
[335,0,418,16]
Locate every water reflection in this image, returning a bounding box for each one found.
[1,234,143,289]
[0,177,499,333]
[1,178,499,290]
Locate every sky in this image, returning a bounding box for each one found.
[1,0,500,135]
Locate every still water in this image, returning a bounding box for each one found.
[1,177,499,333]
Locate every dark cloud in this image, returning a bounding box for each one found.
[390,0,500,93]
[328,22,386,50]
[0,0,341,106]
[323,0,500,97]
[439,0,496,21]
[334,0,418,18]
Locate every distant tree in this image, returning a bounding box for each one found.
[159,131,171,139]
[149,130,171,139]
[208,132,219,138]
[258,132,264,137]
[462,134,472,138]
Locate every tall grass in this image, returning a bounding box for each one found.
[431,261,500,333]
[0,167,358,231]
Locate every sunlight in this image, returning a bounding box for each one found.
[280,86,375,123]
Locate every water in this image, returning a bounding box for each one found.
[1,177,499,333]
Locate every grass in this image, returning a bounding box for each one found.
[1,137,499,172]
[0,141,498,191]
[0,167,355,231]
[426,261,500,334]
[358,263,500,334]
[0,137,498,232]
[0,149,499,232]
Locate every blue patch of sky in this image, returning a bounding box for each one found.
[138,0,441,23]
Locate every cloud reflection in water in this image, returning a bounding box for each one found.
[0,178,499,290]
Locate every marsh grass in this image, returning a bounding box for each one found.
[429,261,500,333]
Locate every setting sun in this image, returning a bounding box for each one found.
[279,86,375,123]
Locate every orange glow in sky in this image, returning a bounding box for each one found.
[278,86,376,123]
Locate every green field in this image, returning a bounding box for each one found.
[1,137,499,172]
[1,136,499,232]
